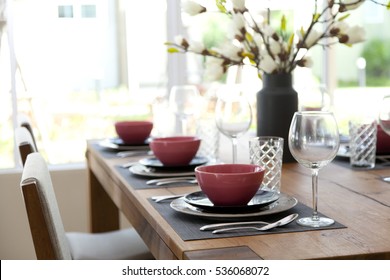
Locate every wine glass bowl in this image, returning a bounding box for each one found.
[378,95,390,135]
[378,95,390,183]
[288,111,340,227]
[169,85,201,135]
[215,86,252,163]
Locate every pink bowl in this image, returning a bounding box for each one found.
[149,136,201,166]
[195,164,265,206]
[115,121,153,144]
[377,124,390,155]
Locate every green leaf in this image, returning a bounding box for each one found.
[281,15,286,31]
[313,13,320,22]
[216,0,227,13]
[338,13,350,21]
[387,1,390,9]
[167,48,180,53]
[287,33,294,52]
[300,27,305,37]
[245,32,254,43]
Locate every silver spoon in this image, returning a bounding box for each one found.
[211,213,299,234]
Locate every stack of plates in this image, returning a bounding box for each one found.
[170,191,298,219]
[99,137,150,151]
[129,156,208,178]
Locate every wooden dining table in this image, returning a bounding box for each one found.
[86,139,390,260]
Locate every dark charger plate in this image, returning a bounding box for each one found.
[183,190,280,213]
[138,156,208,170]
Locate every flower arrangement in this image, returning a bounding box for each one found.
[166,0,390,80]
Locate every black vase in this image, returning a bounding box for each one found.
[256,73,298,163]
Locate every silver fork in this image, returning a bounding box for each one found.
[151,194,189,203]
[156,179,197,186]
[146,177,196,185]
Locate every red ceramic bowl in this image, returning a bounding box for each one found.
[377,124,390,155]
[195,164,265,207]
[149,136,201,166]
[115,121,153,144]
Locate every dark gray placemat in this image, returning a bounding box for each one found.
[114,165,196,189]
[91,142,121,159]
[150,199,346,241]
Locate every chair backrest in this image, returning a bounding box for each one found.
[15,126,37,166]
[20,152,72,260]
[17,113,38,151]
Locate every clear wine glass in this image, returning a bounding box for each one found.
[169,85,200,135]
[215,85,252,163]
[378,95,390,183]
[288,111,340,227]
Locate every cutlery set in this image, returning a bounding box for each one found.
[151,192,298,233]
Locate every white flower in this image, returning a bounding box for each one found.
[174,35,185,46]
[189,41,205,53]
[340,0,366,11]
[231,13,246,38]
[259,55,277,73]
[297,56,313,68]
[331,21,349,34]
[298,29,322,48]
[182,0,206,16]
[269,39,282,56]
[218,44,242,61]
[341,25,366,44]
[204,57,225,81]
[232,0,246,12]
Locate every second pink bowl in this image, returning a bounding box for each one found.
[115,121,153,144]
[149,136,201,166]
[195,164,265,207]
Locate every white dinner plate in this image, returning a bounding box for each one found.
[98,138,150,151]
[129,164,195,178]
[170,193,298,220]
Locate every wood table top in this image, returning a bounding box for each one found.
[86,140,390,260]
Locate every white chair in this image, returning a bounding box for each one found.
[15,126,37,166]
[20,152,154,259]
[17,113,38,151]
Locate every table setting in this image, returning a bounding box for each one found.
[91,104,352,242]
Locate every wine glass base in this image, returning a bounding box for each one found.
[297,217,334,228]
[382,177,390,183]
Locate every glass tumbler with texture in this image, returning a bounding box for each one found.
[348,118,377,169]
[249,137,284,194]
[288,111,340,228]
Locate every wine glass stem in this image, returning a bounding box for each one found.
[232,137,238,163]
[311,168,320,221]
[181,118,188,135]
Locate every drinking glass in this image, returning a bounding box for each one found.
[378,95,390,182]
[215,85,252,163]
[169,85,200,135]
[288,111,340,227]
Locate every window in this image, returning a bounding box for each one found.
[58,5,73,18]
[81,5,96,18]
